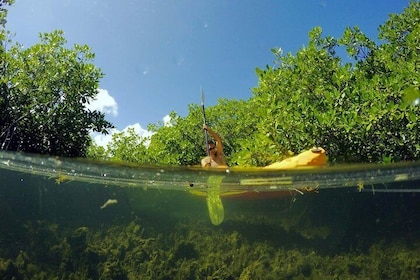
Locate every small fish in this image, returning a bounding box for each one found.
[100,199,118,209]
[357,182,364,192]
[55,174,70,184]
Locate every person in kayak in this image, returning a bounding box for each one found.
[201,124,228,168]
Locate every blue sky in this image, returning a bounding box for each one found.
[6,0,410,145]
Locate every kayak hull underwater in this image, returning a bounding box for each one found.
[190,147,326,200]
[190,188,317,200]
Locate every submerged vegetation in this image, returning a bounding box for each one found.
[0,172,419,279]
[1,219,419,279]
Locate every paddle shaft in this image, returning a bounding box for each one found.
[201,88,210,156]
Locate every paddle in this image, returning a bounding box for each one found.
[201,87,210,156]
[200,88,225,225]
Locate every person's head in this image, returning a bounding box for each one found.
[207,141,217,155]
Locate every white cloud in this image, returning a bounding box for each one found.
[86,88,118,116]
[122,123,154,139]
[90,124,149,148]
[91,129,117,147]
[163,115,172,126]
[86,90,169,149]
[91,121,161,148]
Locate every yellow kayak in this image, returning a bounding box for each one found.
[190,147,326,200]
[263,147,326,169]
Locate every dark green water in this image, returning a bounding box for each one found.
[0,152,419,279]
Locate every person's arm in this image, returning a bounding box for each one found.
[203,125,224,155]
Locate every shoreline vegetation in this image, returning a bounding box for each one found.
[1,2,418,167]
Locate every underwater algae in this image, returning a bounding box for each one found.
[1,185,419,279]
[0,154,419,279]
[0,215,419,280]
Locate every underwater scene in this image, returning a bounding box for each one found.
[0,151,419,280]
